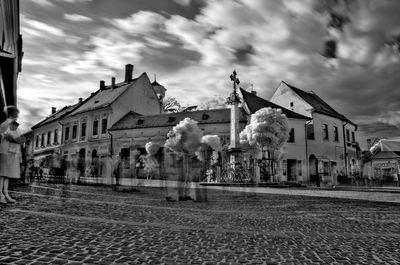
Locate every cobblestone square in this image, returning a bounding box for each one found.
[1,183,400,264]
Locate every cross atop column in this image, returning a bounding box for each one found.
[230,70,240,92]
[226,70,241,105]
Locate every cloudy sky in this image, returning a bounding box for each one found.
[18,0,400,148]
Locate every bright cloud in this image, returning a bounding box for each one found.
[64,13,93,22]
[22,16,65,37]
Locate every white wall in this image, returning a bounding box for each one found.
[270,82,313,118]
[32,121,62,155]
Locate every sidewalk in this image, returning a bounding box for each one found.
[113,179,400,204]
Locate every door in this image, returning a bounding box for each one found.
[287,159,297,181]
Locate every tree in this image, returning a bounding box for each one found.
[164,118,204,200]
[163,97,182,112]
[240,107,289,152]
[197,96,227,110]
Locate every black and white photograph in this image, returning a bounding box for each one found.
[1,0,400,264]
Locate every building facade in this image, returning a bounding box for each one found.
[239,88,310,182]
[0,0,23,122]
[31,104,80,167]
[58,65,163,183]
[270,81,359,183]
[109,108,248,185]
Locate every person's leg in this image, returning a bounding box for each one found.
[3,178,16,203]
[0,177,6,203]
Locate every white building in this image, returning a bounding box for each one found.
[59,64,163,183]
[31,104,80,166]
[270,81,359,183]
[239,88,310,182]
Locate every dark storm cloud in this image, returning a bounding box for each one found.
[140,46,201,73]
[233,44,255,66]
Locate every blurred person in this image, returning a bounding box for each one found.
[50,149,63,183]
[0,106,25,203]
[393,172,399,187]
[112,154,121,187]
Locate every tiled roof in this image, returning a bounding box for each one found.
[69,82,134,116]
[282,81,355,125]
[240,88,310,120]
[110,108,247,131]
[69,73,151,116]
[32,104,79,129]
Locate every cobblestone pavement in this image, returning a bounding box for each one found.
[1,183,400,264]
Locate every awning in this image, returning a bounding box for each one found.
[370,137,400,153]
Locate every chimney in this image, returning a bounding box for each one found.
[124,64,133,83]
[250,84,256,95]
[78,98,83,103]
[51,107,56,114]
[111,77,116,89]
[99,80,105,90]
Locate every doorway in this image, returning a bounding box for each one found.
[287,159,297,181]
[309,155,318,183]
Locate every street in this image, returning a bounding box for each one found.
[0,183,399,264]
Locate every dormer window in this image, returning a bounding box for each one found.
[137,119,144,125]
[202,114,210,120]
[168,117,176,123]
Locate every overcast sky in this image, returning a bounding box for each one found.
[18,0,400,148]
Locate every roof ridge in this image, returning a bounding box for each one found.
[240,87,310,120]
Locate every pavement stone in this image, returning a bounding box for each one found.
[0,183,399,264]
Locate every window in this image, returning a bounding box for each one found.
[81,121,87,138]
[202,114,210,120]
[306,123,314,140]
[72,124,77,139]
[65,126,70,141]
[93,120,99,136]
[297,161,302,176]
[54,129,58,144]
[35,135,39,148]
[323,161,330,176]
[287,128,295,143]
[346,129,350,142]
[351,131,355,143]
[323,124,329,140]
[101,118,107,134]
[47,131,51,145]
[334,126,339,142]
[41,133,45,147]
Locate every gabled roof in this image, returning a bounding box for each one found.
[282,81,355,125]
[110,108,247,131]
[69,73,150,116]
[240,88,310,120]
[31,103,80,130]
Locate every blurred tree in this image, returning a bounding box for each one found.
[163,97,182,112]
[197,96,227,110]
